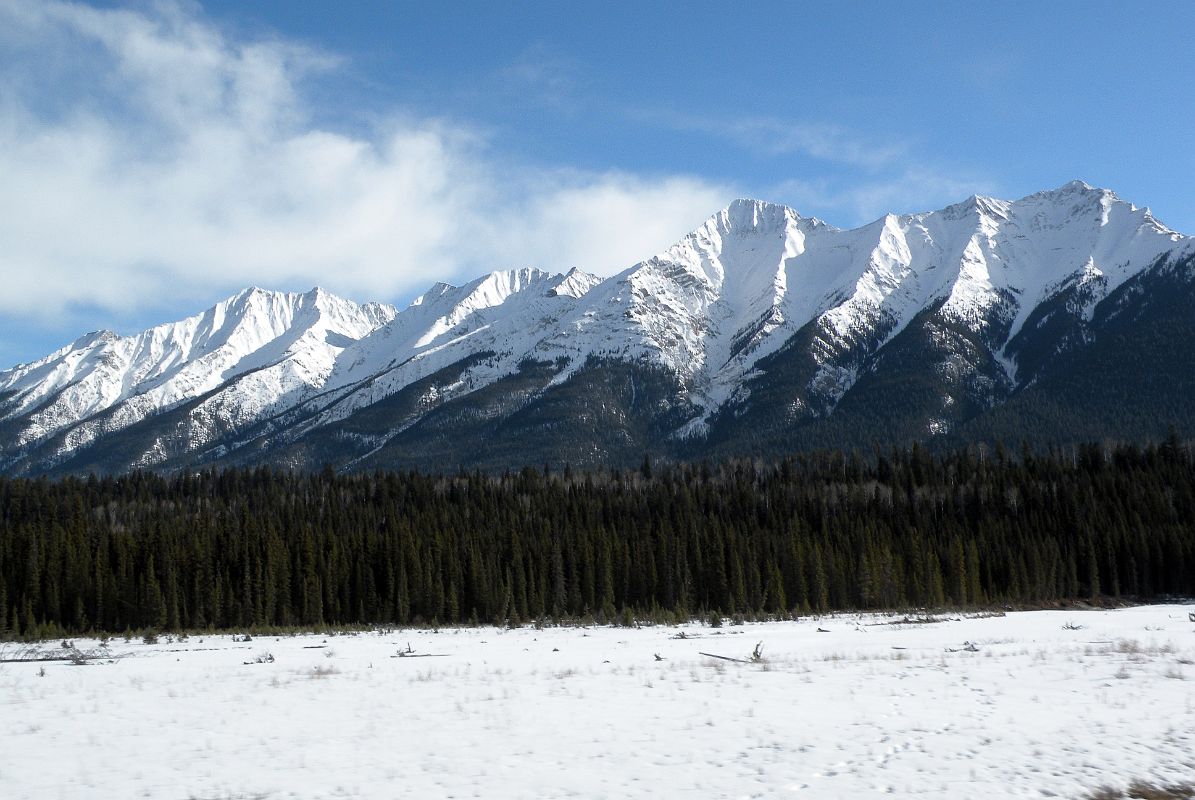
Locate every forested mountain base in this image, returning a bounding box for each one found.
[2,441,1194,638]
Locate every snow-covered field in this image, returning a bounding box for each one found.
[2,605,1193,799]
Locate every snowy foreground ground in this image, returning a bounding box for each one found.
[3,605,1194,799]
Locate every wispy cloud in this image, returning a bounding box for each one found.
[724,117,907,169]
[0,1,729,330]
[643,109,906,171]
[639,108,994,226]
[768,168,996,226]
[495,43,585,110]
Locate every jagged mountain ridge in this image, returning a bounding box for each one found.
[0,288,397,472]
[2,180,1193,475]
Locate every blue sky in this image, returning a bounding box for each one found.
[1,0,1193,367]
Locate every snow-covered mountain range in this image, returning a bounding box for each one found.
[3,181,1194,475]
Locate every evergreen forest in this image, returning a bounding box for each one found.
[2,440,1194,639]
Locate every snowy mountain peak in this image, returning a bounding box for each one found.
[67,329,120,353]
[552,268,603,298]
[306,286,335,303]
[1025,180,1121,213]
[969,194,1011,218]
[937,193,1011,223]
[718,198,798,233]
[435,269,557,321]
[410,268,557,310]
[1012,180,1187,242]
[1058,178,1101,194]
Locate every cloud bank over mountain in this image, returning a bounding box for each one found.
[0,0,728,322]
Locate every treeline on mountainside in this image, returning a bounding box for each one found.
[2,439,1194,638]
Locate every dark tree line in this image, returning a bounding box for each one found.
[2,439,1194,637]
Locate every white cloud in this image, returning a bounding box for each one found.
[479,171,729,274]
[0,0,730,326]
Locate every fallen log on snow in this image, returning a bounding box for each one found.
[699,651,752,664]
[393,649,450,658]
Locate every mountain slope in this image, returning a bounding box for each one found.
[2,181,1193,475]
[0,288,396,472]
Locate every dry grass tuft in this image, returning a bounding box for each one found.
[1086,780,1195,799]
[308,664,339,679]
